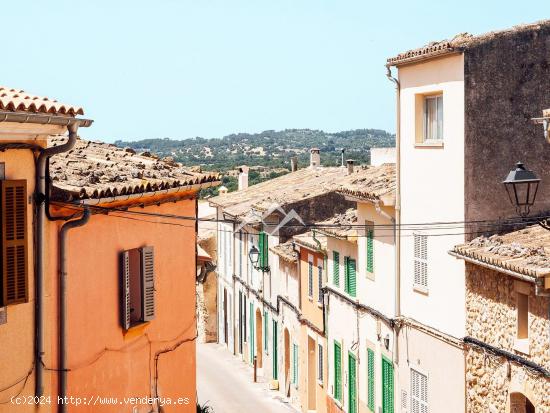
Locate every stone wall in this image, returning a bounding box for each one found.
[464,23,550,238]
[465,263,550,412]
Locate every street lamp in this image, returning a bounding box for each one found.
[248,245,260,269]
[502,162,540,217]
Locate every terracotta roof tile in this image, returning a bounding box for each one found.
[49,137,220,202]
[0,86,84,116]
[294,231,327,253]
[210,164,395,218]
[387,20,550,67]
[316,208,358,240]
[270,241,299,263]
[452,225,550,278]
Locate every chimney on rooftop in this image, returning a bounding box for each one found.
[310,148,320,169]
[238,166,249,191]
[290,156,298,172]
[218,186,228,195]
[346,159,354,175]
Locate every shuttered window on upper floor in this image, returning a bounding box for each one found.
[332,251,340,287]
[344,257,356,297]
[1,180,28,306]
[413,233,428,292]
[258,231,269,270]
[121,246,155,330]
[366,221,374,274]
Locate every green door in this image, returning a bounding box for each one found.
[272,320,278,380]
[382,356,394,413]
[249,302,254,363]
[334,341,342,402]
[348,352,357,413]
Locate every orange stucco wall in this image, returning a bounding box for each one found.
[0,133,198,413]
[299,248,324,331]
[46,200,198,413]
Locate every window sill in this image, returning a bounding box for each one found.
[124,321,150,340]
[514,338,530,355]
[366,272,375,281]
[413,284,429,295]
[316,302,323,308]
[415,141,444,148]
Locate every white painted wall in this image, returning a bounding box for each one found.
[398,54,466,338]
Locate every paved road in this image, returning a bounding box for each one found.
[197,343,296,413]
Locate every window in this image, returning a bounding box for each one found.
[367,348,375,411]
[293,343,299,387]
[1,180,28,306]
[239,231,243,277]
[258,231,269,270]
[332,251,340,287]
[308,260,313,298]
[121,246,155,329]
[413,233,428,292]
[410,368,428,413]
[318,343,324,383]
[249,302,254,362]
[334,341,342,401]
[517,292,529,340]
[243,295,247,343]
[344,257,357,297]
[264,310,268,353]
[366,222,374,274]
[348,352,358,413]
[272,320,278,380]
[317,265,323,303]
[382,356,394,413]
[423,94,443,141]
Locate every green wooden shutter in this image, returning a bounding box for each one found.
[367,348,375,411]
[272,320,278,380]
[348,352,357,413]
[249,302,254,362]
[334,341,342,401]
[293,343,298,385]
[258,233,264,268]
[347,258,356,297]
[367,227,374,273]
[344,256,349,293]
[333,251,340,286]
[382,356,394,413]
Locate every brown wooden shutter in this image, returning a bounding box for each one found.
[120,250,131,330]
[1,180,28,306]
[140,246,155,321]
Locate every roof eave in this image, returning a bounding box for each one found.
[0,111,93,128]
[386,49,462,68]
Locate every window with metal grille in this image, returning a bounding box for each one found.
[318,343,323,382]
[121,246,155,329]
[413,233,428,291]
[410,368,428,413]
[334,341,342,401]
[367,348,375,411]
[308,261,313,298]
[366,222,374,274]
[317,265,323,303]
[332,251,340,286]
[1,180,28,306]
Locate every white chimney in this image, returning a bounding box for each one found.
[310,148,320,168]
[346,159,354,175]
[238,165,249,191]
[218,186,228,195]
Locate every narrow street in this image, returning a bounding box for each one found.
[197,343,296,413]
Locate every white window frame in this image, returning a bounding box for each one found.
[413,232,428,293]
[423,94,443,142]
[410,367,428,413]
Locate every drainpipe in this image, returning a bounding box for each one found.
[59,207,91,413]
[386,64,401,365]
[35,123,80,397]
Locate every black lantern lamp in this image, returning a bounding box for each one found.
[503,162,540,217]
[248,245,260,269]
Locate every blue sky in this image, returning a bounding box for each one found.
[3,1,548,142]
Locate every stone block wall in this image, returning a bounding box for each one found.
[465,263,550,412]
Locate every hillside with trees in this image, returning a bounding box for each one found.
[115,128,395,197]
